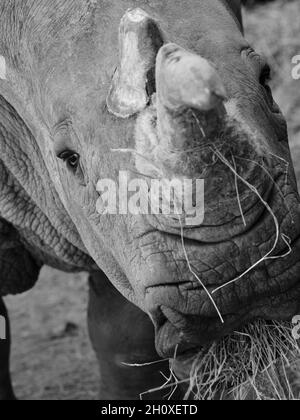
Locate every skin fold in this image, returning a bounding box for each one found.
[0,0,299,399]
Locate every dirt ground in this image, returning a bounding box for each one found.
[5,269,99,400]
[4,0,300,400]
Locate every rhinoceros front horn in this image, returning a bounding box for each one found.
[107,8,164,119]
[156,43,227,112]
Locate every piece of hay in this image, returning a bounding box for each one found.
[184,320,300,400]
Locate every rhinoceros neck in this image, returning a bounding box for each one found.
[0,94,95,272]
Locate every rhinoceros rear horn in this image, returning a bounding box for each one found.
[107,8,164,119]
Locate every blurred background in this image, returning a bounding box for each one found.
[243,0,300,181]
[5,0,300,400]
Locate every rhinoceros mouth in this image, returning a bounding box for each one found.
[147,264,300,360]
[152,260,300,358]
[139,178,300,359]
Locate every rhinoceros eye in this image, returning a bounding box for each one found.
[58,150,80,171]
[57,150,86,185]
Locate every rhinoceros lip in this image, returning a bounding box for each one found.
[153,306,237,359]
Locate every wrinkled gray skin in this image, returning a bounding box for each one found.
[0,0,300,400]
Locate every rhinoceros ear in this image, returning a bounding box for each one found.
[106,8,164,119]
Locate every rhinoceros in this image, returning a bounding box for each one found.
[0,0,299,400]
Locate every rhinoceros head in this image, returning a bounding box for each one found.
[2,0,300,362]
